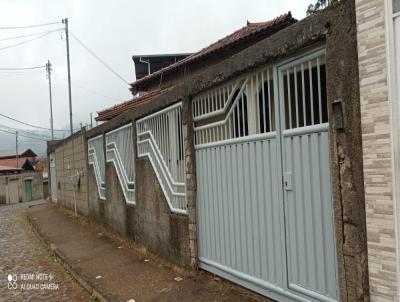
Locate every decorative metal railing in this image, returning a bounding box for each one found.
[281,54,327,130]
[105,123,135,204]
[136,102,186,213]
[193,68,275,147]
[88,135,106,200]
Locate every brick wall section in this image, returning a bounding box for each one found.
[355,0,398,300]
[55,132,89,216]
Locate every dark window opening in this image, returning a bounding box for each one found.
[284,62,327,129]
[258,78,275,133]
[177,112,183,161]
[394,0,400,13]
[233,90,248,138]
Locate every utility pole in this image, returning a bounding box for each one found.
[15,131,18,168]
[90,112,93,129]
[46,60,54,140]
[62,18,73,135]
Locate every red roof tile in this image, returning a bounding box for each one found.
[130,12,296,93]
[0,165,22,171]
[0,157,34,169]
[96,87,172,121]
[97,12,296,122]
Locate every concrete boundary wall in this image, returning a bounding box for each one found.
[48,1,370,300]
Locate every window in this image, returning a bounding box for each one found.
[394,0,400,13]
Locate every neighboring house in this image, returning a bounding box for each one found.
[355,0,400,301]
[0,172,44,204]
[0,148,38,172]
[0,149,46,204]
[50,2,374,302]
[132,53,191,81]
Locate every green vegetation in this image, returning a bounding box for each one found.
[307,0,339,15]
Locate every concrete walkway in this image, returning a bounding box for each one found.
[28,202,272,302]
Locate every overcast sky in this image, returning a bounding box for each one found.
[0,0,311,155]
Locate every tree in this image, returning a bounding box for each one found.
[306,0,339,15]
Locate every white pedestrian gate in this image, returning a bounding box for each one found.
[193,48,338,302]
[49,152,57,202]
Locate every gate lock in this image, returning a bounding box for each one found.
[283,172,293,191]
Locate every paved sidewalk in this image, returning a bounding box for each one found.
[0,200,90,302]
[28,202,272,302]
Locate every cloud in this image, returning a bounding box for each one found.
[0,0,311,153]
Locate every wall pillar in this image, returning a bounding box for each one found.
[182,96,198,268]
[326,0,370,301]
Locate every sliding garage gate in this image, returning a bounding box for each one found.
[193,49,338,302]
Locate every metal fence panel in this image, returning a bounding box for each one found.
[279,50,338,302]
[282,128,337,301]
[196,136,284,288]
[106,123,135,204]
[88,135,106,200]
[136,102,186,213]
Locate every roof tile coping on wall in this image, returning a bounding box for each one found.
[96,87,173,121]
[86,3,338,140]
[129,12,297,94]
[95,12,296,122]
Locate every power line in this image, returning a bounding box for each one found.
[69,31,130,85]
[0,28,63,42]
[0,21,61,30]
[0,124,55,140]
[0,112,72,132]
[0,72,45,77]
[0,65,45,70]
[0,129,47,141]
[52,73,122,102]
[0,29,61,52]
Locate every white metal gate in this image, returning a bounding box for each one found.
[49,152,57,202]
[194,49,338,302]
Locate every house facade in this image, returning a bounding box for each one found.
[0,172,44,204]
[49,1,373,301]
[355,0,400,301]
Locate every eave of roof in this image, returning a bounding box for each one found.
[97,12,296,122]
[96,87,173,121]
[129,12,296,93]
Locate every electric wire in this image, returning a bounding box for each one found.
[0,72,45,77]
[0,112,73,132]
[0,21,61,30]
[0,65,45,70]
[0,29,63,42]
[0,29,62,52]
[0,125,53,140]
[0,128,47,141]
[52,73,122,102]
[69,31,130,85]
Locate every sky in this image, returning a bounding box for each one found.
[0,0,312,155]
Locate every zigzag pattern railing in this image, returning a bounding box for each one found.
[193,67,275,147]
[106,123,135,204]
[136,102,186,214]
[88,135,106,200]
